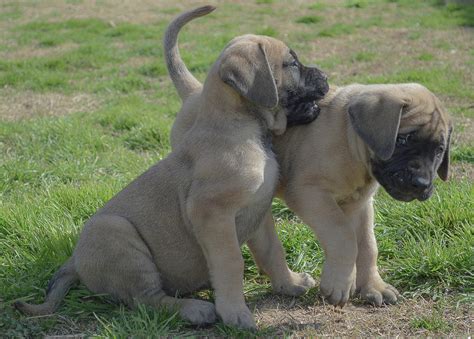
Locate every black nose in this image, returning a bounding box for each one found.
[411,176,430,190]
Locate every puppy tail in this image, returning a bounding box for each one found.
[14,258,79,316]
[164,5,216,101]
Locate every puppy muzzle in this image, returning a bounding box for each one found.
[285,65,329,127]
[380,169,434,202]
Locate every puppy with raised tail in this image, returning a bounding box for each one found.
[15,6,328,329]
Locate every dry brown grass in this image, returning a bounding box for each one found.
[251,294,472,336]
[0,89,101,121]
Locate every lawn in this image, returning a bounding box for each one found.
[0,0,473,336]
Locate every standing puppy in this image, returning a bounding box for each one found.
[15,6,328,330]
[173,83,451,310]
[273,83,452,306]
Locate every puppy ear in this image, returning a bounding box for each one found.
[348,92,407,161]
[437,126,452,181]
[219,42,278,109]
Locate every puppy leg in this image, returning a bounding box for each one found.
[247,210,315,296]
[285,187,357,307]
[134,293,217,325]
[189,206,256,330]
[76,215,216,325]
[354,201,400,306]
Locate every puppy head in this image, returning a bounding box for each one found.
[217,34,329,134]
[348,84,452,202]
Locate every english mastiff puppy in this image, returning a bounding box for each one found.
[172,83,452,308]
[15,6,328,330]
[272,83,452,307]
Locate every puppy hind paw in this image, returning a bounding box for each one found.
[274,271,316,297]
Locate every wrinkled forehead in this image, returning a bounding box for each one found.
[398,88,450,143]
[226,34,289,58]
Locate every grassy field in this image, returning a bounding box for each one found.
[0,0,473,336]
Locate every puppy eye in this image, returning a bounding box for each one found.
[283,59,299,68]
[396,134,411,146]
[435,145,444,157]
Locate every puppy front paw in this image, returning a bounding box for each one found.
[357,279,400,306]
[180,299,217,325]
[216,302,256,330]
[320,262,356,307]
[273,271,316,297]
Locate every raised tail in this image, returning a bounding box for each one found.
[14,259,78,316]
[164,5,216,101]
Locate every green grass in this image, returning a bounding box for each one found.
[345,0,371,8]
[317,23,354,37]
[1,0,473,336]
[350,67,474,103]
[352,51,376,62]
[418,52,435,61]
[308,3,327,11]
[95,304,187,337]
[410,301,454,332]
[374,183,473,297]
[452,145,474,163]
[256,26,278,37]
[296,15,323,24]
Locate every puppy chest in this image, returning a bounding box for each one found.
[335,179,378,207]
[235,156,278,244]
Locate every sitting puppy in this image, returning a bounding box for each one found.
[172,83,451,308]
[14,6,328,330]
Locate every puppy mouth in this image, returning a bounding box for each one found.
[381,183,434,202]
[286,99,321,127]
[282,79,328,127]
[416,187,433,201]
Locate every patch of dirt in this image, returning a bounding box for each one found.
[250,294,472,336]
[450,115,474,181]
[122,55,155,68]
[453,115,474,145]
[0,89,102,121]
[450,162,474,181]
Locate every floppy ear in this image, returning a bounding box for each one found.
[348,92,407,161]
[218,42,278,109]
[437,127,452,181]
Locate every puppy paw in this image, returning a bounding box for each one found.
[180,299,217,325]
[216,303,256,330]
[357,279,400,307]
[320,263,356,307]
[273,271,316,297]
